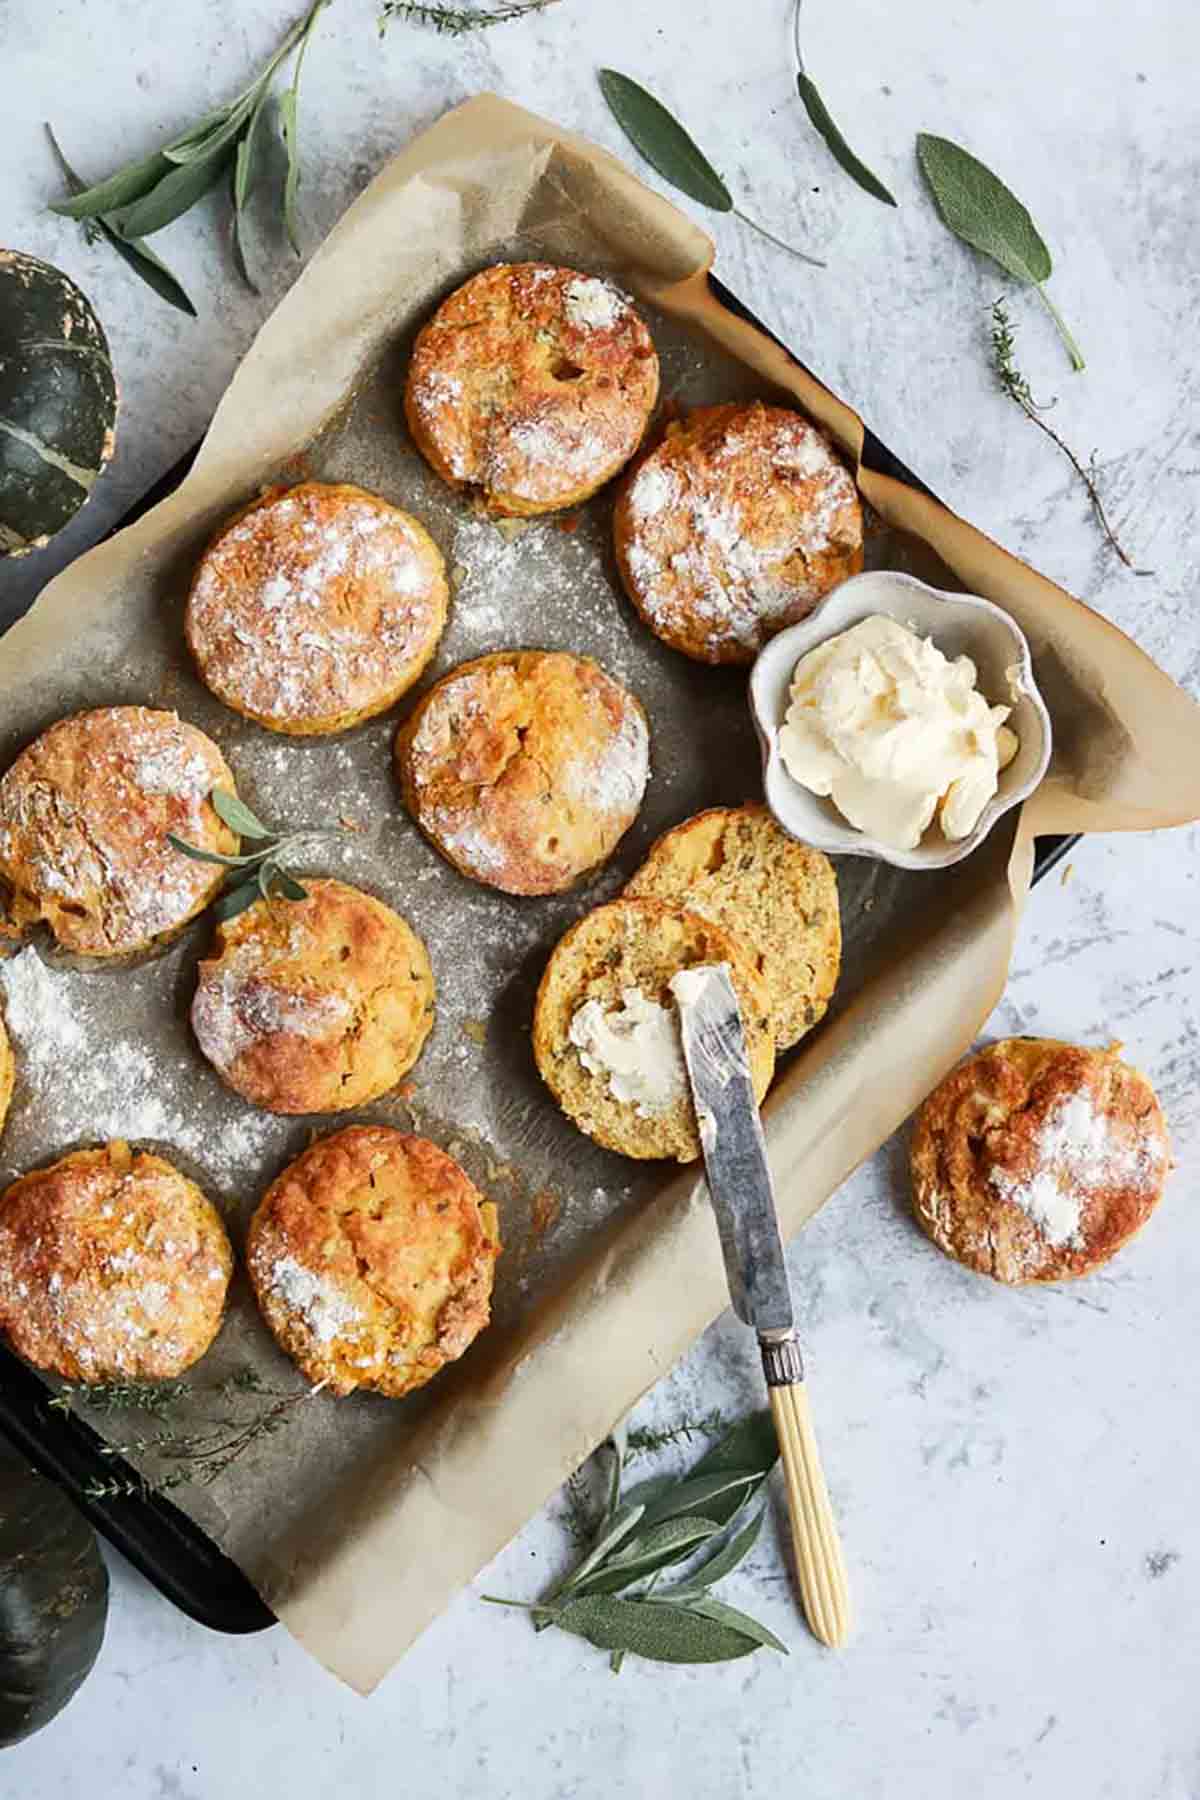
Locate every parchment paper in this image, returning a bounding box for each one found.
[2,95,1198,1693]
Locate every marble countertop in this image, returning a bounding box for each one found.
[3,2,1197,1795]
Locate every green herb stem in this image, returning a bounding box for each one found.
[731,205,826,269]
[1034,284,1085,373]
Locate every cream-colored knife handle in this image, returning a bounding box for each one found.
[763,1340,851,1649]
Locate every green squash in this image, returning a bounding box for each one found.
[0,1448,109,1746]
[0,250,118,557]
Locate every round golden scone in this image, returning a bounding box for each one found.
[0,1008,13,1141]
[396,650,650,896]
[613,401,863,664]
[0,1141,233,1381]
[191,878,435,1115]
[910,1038,1171,1285]
[405,262,659,516]
[185,482,448,735]
[246,1125,500,1397]
[533,897,776,1162]
[626,805,840,1050]
[0,706,238,958]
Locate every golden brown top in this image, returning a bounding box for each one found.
[405,263,659,515]
[0,1009,13,1142]
[0,706,236,957]
[614,402,863,664]
[910,1037,1171,1284]
[191,878,435,1115]
[0,1141,233,1381]
[396,650,650,896]
[246,1124,500,1398]
[185,483,448,733]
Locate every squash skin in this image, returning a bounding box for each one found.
[0,250,118,557]
[0,1447,108,1745]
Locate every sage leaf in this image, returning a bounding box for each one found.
[598,68,824,270]
[550,1595,761,1665]
[915,133,1083,371]
[266,867,308,903]
[571,1516,720,1597]
[211,788,273,840]
[165,834,258,869]
[637,1468,760,1530]
[112,147,234,240]
[550,1501,646,1599]
[45,127,196,317]
[691,1409,779,1483]
[232,92,274,294]
[212,878,262,923]
[597,68,731,211]
[661,1505,764,1598]
[47,141,170,221]
[160,105,241,165]
[796,74,895,207]
[671,1594,788,1654]
[280,0,327,256]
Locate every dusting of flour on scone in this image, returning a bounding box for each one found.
[405,263,659,516]
[909,1037,1171,1284]
[246,1125,500,1397]
[613,402,863,665]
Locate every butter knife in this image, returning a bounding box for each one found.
[671,962,851,1649]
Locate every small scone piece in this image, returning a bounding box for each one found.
[0,706,237,958]
[533,897,776,1162]
[405,262,659,516]
[0,1141,233,1381]
[910,1038,1171,1284]
[626,805,841,1050]
[185,482,448,735]
[246,1125,500,1397]
[0,1007,13,1140]
[396,650,650,895]
[613,402,863,664]
[191,878,435,1115]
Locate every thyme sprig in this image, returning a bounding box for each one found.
[168,787,339,922]
[380,0,560,29]
[990,300,1149,575]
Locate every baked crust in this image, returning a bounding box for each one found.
[245,1124,500,1397]
[0,706,237,958]
[0,1141,232,1380]
[191,878,435,1116]
[185,482,448,735]
[613,402,863,664]
[0,1008,12,1142]
[910,1037,1171,1284]
[395,649,650,896]
[625,804,841,1050]
[533,896,776,1162]
[405,262,659,516]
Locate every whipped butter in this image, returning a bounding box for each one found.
[568,986,687,1117]
[778,614,1018,851]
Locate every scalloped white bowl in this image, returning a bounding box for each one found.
[748,569,1053,871]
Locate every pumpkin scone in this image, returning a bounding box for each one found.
[0,1141,233,1381]
[0,706,237,958]
[405,262,659,516]
[626,804,840,1050]
[246,1125,500,1397]
[396,650,650,896]
[0,1007,12,1141]
[191,878,435,1115]
[533,897,775,1162]
[185,482,448,735]
[613,401,863,664]
[910,1038,1171,1285]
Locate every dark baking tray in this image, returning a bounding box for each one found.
[0,273,1079,1635]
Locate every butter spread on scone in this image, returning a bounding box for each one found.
[405,262,659,517]
[614,402,863,665]
[0,1141,233,1381]
[191,878,435,1116]
[567,987,687,1118]
[396,650,650,896]
[246,1125,500,1397]
[0,706,237,958]
[779,614,1018,850]
[910,1038,1170,1284]
[186,482,447,736]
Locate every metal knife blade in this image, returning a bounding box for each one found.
[671,963,794,1337]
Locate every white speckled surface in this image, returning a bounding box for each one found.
[3,2,1198,1794]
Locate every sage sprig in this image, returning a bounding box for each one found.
[598,70,825,270]
[168,787,334,922]
[48,0,329,306]
[45,128,197,317]
[792,0,895,207]
[379,0,561,29]
[486,1410,787,1669]
[916,132,1084,371]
